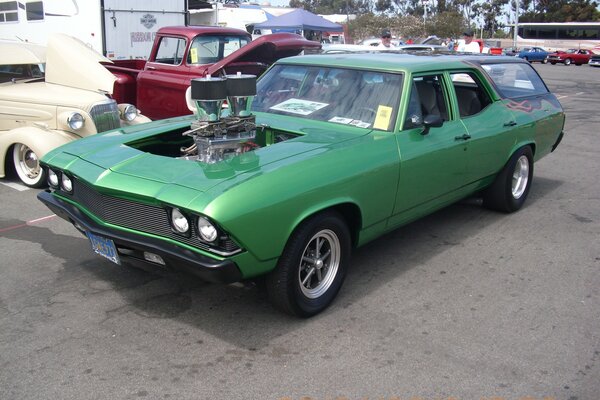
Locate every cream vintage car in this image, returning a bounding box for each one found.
[0,34,150,187]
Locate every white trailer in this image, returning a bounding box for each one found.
[0,0,187,59]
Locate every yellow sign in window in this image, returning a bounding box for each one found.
[190,48,198,64]
[373,105,393,130]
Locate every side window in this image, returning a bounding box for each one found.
[154,37,186,65]
[406,74,448,129]
[481,62,549,99]
[26,1,43,21]
[0,1,18,22]
[450,72,492,118]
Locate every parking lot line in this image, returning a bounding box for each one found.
[0,214,56,234]
[0,181,30,191]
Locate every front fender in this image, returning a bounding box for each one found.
[121,114,152,126]
[0,127,80,178]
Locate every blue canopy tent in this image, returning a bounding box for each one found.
[253,9,343,34]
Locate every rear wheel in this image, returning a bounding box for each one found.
[483,146,534,213]
[266,211,351,317]
[522,56,529,62]
[542,58,548,64]
[12,144,46,188]
[551,62,556,65]
[564,58,572,65]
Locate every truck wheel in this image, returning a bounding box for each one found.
[483,146,534,213]
[266,211,350,317]
[12,143,46,188]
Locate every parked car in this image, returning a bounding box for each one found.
[38,53,565,317]
[106,26,320,120]
[547,49,594,65]
[589,53,600,67]
[516,47,549,63]
[502,47,520,57]
[0,36,149,187]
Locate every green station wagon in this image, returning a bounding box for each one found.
[38,53,565,317]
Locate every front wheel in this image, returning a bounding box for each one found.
[542,58,548,64]
[483,146,534,213]
[266,211,351,317]
[12,143,46,188]
[522,56,529,62]
[564,58,572,66]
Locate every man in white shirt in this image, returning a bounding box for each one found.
[377,29,392,49]
[456,29,480,53]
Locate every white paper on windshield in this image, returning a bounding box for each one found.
[329,117,353,124]
[270,98,329,115]
[349,120,371,128]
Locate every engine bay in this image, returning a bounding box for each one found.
[127,73,297,163]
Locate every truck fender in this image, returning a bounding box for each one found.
[0,127,80,178]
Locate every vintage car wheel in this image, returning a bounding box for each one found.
[551,62,556,65]
[542,58,548,64]
[522,56,529,62]
[12,143,46,188]
[483,146,534,213]
[564,58,572,65]
[266,211,350,317]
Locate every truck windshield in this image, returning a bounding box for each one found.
[188,35,250,65]
[251,64,403,131]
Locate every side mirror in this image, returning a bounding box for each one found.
[421,114,443,135]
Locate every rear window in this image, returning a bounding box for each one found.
[481,63,548,98]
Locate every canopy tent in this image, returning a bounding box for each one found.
[254,9,343,33]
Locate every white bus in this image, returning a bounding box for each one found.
[515,22,600,51]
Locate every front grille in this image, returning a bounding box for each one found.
[90,100,120,132]
[64,178,241,256]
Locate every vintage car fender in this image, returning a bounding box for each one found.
[0,126,80,178]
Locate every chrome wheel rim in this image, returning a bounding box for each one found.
[298,229,340,299]
[15,144,41,181]
[512,155,529,199]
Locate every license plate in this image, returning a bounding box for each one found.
[87,231,120,265]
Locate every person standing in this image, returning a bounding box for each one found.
[377,29,392,48]
[456,29,480,53]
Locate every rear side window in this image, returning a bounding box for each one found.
[154,37,186,65]
[481,63,548,98]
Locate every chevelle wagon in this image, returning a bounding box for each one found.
[38,53,565,317]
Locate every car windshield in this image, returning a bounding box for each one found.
[566,49,577,53]
[187,35,250,65]
[251,64,403,131]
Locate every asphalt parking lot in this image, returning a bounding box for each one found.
[1,63,599,400]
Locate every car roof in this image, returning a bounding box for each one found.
[278,52,525,74]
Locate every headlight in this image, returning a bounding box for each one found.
[171,208,190,234]
[48,169,59,188]
[119,104,138,122]
[197,216,218,242]
[60,173,73,193]
[67,113,85,130]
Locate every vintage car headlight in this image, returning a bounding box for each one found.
[197,216,218,242]
[67,112,85,130]
[60,173,73,193]
[119,104,138,122]
[48,169,59,188]
[171,208,190,234]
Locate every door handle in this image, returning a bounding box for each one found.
[454,134,471,141]
[503,121,517,127]
[146,65,156,70]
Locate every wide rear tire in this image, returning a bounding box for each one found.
[483,146,534,213]
[266,211,351,317]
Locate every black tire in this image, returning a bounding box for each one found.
[266,210,351,317]
[483,146,534,213]
[542,58,548,64]
[564,58,572,66]
[551,62,556,65]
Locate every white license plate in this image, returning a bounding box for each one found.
[87,231,120,265]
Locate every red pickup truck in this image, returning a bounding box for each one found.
[106,26,320,120]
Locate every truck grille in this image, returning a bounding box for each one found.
[65,178,242,256]
[90,101,120,133]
